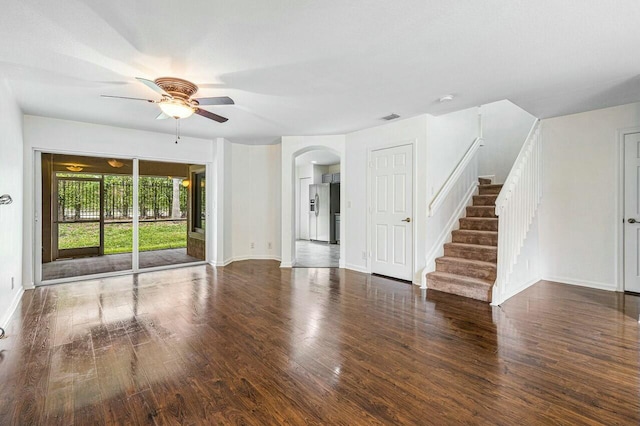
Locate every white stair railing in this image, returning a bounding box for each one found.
[492,120,542,305]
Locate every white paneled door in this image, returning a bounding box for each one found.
[624,132,640,293]
[371,144,413,281]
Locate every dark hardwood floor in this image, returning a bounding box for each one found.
[0,261,638,425]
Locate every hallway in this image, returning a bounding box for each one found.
[294,240,340,267]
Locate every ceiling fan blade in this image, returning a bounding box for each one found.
[101,95,156,103]
[155,112,171,120]
[195,108,228,123]
[135,77,173,98]
[194,96,235,106]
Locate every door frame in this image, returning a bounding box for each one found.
[617,127,640,292]
[53,175,105,259]
[33,148,210,286]
[287,146,345,268]
[367,140,417,281]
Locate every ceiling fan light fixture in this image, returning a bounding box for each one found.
[107,159,124,168]
[159,100,195,119]
[66,165,83,172]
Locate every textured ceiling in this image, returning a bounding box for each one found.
[2,1,640,144]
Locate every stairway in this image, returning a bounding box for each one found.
[426,178,501,302]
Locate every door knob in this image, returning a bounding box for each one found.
[401,217,411,223]
[629,218,637,224]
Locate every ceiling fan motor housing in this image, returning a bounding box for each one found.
[155,77,199,103]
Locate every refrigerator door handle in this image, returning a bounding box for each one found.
[315,193,319,217]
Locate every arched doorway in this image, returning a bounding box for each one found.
[293,149,341,267]
[281,141,345,268]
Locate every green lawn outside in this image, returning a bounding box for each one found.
[58,221,187,254]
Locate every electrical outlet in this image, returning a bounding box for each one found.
[268,242,272,250]
[251,242,255,249]
[11,277,14,290]
[362,251,367,260]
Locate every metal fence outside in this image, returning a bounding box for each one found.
[57,175,188,222]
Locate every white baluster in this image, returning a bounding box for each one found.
[492,120,542,305]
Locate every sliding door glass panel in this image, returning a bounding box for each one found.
[137,160,203,269]
[41,153,133,281]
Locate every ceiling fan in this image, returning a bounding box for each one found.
[101,77,234,123]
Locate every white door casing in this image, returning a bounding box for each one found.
[370,144,413,280]
[624,132,640,293]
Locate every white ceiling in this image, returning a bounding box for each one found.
[295,150,341,167]
[2,1,640,144]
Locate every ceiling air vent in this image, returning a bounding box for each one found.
[381,113,400,121]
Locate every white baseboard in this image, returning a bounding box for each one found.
[213,256,282,267]
[213,258,234,267]
[345,263,369,274]
[280,261,293,268]
[542,275,617,292]
[231,255,282,262]
[1,287,25,330]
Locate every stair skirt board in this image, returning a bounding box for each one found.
[422,181,478,287]
[426,178,503,303]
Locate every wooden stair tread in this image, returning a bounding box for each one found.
[428,176,500,303]
[452,229,497,235]
[426,271,494,301]
[426,271,494,287]
[436,256,496,268]
[444,242,497,251]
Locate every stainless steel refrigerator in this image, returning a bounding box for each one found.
[309,183,340,243]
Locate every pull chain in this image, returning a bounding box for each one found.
[175,118,181,144]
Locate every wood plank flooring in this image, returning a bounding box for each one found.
[294,240,340,268]
[1,261,639,425]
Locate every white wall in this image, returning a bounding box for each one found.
[538,102,640,291]
[22,115,218,285]
[0,81,24,328]
[281,135,346,267]
[478,100,537,183]
[231,143,281,261]
[345,115,428,281]
[423,145,479,283]
[213,138,233,266]
[426,107,479,199]
[313,165,330,183]
[419,108,481,281]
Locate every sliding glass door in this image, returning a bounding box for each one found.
[39,152,205,283]
[137,160,204,269]
[41,153,133,281]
